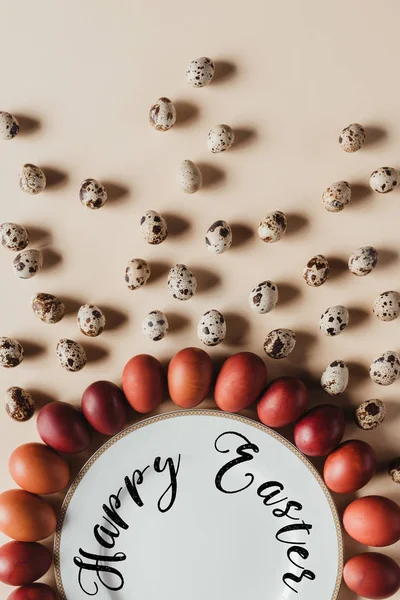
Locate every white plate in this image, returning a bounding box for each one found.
[55,410,343,600]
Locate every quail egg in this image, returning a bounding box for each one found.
[205,220,232,254]
[322,181,351,212]
[369,351,400,386]
[149,97,176,131]
[373,291,400,322]
[389,458,400,484]
[140,210,168,244]
[4,386,35,421]
[321,360,349,395]
[185,57,215,87]
[13,249,43,279]
[125,258,151,290]
[370,167,399,193]
[197,309,226,346]
[249,280,278,314]
[56,339,87,372]
[77,304,106,337]
[0,337,23,368]
[177,160,203,194]
[207,124,235,153]
[303,254,330,287]
[339,123,365,153]
[31,293,65,324]
[319,305,349,336]
[0,111,19,140]
[348,246,378,276]
[80,179,107,209]
[167,264,197,300]
[142,310,169,341]
[19,164,46,195]
[0,222,29,252]
[258,211,287,243]
[355,399,386,430]
[263,328,296,359]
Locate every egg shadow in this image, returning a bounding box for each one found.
[163,212,191,238]
[103,306,128,331]
[83,343,109,363]
[379,248,398,268]
[18,340,47,359]
[167,312,191,334]
[174,101,200,126]
[277,282,302,307]
[197,162,226,189]
[224,312,250,346]
[24,225,52,246]
[285,212,309,237]
[349,182,372,207]
[26,388,56,410]
[364,125,388,148]
[149,260,170,284]
[230,223,254,248]
[292,331,317,367]
[42,166,69,189]
[348,306,370,329]
[232,127,257,151]
[14,114,41,135]
[62,295,84,316]
[42,248,63,271]
[102,181,130,206]
[193,266,221,292]
[328,256,348,281]
[213,60,237,84]
[346,360,369,389]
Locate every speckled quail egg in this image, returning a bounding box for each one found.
[0,222,29,251]
[263,328,296,359]
[197,309,226,346]
[77,304,106,337]
[167,264,197,301]
[348,246,378,276]
[339,123,366,153]
[31,293,65,324]
[185,57,215,87]
[56,339,87,372]
[140,210,168,245]
[322,181,351,212]
[19,164,46,195]
[0,337,23,368]
[4,386,35,421]
[149,97,176,131]
[373,291,400,321]
[321,360,349,395]
[258,211,287,243]
[369,351,400,386]
[319,305,349,336]
[125,258,151,290]
[80,179,107,209]
[207,124,235,153]
[0,111,19,140]
[13,249,43,279]
[370,167,399,193]
[249,280,278,314]
[142,310,169,341]
[205,220,232,254]
[303,254,330,287]
[177,160,203,194]
[389,458,400,484]
[355,399,386,430]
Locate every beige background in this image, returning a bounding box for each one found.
[0,1,399,598]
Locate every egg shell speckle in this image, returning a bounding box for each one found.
[205,220,232,254]
[125,258,151,290]
[140,210,168,245]
[13,249,43,279]
[207,124,235,153]
[339,123,365,152]
[263,328,296,359]
[56,339,87,372]
[322,181,351,212]
[373,291,400,321]
[0,223,29,252]
[19,164,46,195]
[177,160,203,194]
[355,399,386,430]
[77,304,106,337]
[149,97,176,131]
[142,310,169,341]
[167,264,197,301]
[186,57,215,87]
[0,337,23,368]
[258,211,287,243]
[321,360,349,395]
[319,305,349,336]
[5,387,35,421]
[197,309,226,346]
[370,351,400,386]
[303,254,330,287]
[348,246,378,276]
[31,293,65,324]
[249,280,278,314]
[0,111,19,140]
[389,458,400,484]
[370,167,399,193]
[80,179,107,209]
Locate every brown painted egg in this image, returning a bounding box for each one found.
[9,443,70,494]
[257,377,308,427]
[344,552,400,599]
[323,439,376,493]
[168,347,213,408]
[0,489,56,541]
[215,352,267,412]
[122,354,164,413]
[343,495,400,546]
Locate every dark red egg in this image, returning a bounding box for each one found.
[294,404,345,456]
[82,380,128,435]
[324,439,377,493]
[343,552,400,599]
[7,583,57,600]
[0,541,51,585]
[257,377,308,427]
[37,402,90,453]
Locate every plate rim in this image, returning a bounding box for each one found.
[54,409,343,600]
